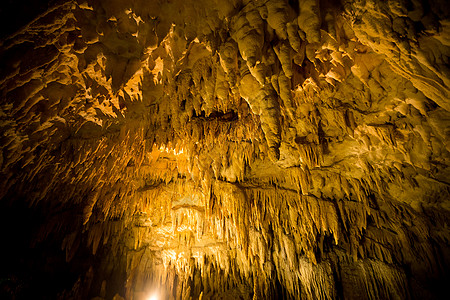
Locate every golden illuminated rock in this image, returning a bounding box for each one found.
[0,0,449,299]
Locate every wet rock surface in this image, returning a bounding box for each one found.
[0,0,449,299]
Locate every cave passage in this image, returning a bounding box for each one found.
[0,0,449,299]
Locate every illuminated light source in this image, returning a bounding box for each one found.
[147,292,159,300]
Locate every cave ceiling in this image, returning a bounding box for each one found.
[0,0,449,299]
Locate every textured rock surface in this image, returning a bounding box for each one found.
[0,0,449,299]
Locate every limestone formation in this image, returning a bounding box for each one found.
[0,0,449,299]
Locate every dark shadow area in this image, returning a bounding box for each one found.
[0,199,82,299]
[0,0,56,40]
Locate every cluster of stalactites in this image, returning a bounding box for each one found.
[1,0,449,299]
[114,161,439,299]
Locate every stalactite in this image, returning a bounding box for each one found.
[0,0,449,299]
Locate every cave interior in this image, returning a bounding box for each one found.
[0,0,449,299]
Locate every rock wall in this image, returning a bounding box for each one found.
[0,0,449,299]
